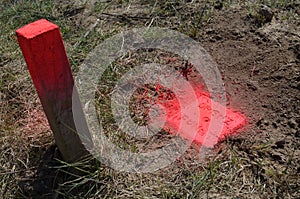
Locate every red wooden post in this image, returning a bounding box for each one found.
[16,19,89,162]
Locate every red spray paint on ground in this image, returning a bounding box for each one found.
[149,83,247,147]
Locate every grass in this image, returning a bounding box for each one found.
[1,0,299,198]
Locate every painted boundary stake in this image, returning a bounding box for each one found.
[16,19,89,162]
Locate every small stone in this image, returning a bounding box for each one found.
[258,5,274,24]
[214,1,223,10]
[288,119,297,129]
[275,140,286,149]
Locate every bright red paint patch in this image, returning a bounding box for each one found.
[150,84,246,147]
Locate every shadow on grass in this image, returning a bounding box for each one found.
[16,144,107,198]
[17,145,64,198]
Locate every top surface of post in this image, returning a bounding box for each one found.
[16,19,59,39]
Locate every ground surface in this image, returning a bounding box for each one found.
[0,0,299,198]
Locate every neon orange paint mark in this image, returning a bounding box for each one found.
[151,84,246,147]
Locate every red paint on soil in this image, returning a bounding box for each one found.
[151,84,246,147]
